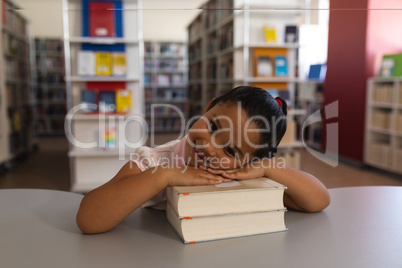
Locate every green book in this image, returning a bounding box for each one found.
[379,53,402,77]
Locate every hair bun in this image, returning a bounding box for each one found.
[275,97,288,116]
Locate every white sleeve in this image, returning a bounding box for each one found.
[130,146,156,172]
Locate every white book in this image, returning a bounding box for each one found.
[167,203,287,244]
[166,178,286,218]
[77,51,96,76]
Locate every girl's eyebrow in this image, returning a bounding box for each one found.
[213,114,244,158]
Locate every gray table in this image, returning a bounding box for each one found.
[1,187,401,268]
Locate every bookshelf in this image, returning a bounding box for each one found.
[299,80,324,151]
[187,0,306,169]
[365,78,402,175]
[0,0,36,168]
[34,38,66,136]
[63,0,144,192]
[144,41,188,133]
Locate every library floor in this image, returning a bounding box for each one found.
[1,137,402,191]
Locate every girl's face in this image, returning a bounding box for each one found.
[184,102,260,169]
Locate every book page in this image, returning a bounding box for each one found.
[215,181,241,188]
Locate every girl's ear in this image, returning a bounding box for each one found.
[204,98,216,113]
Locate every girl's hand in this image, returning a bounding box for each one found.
[159,165,232,187]
[200,160,266,180]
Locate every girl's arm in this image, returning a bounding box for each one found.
[76,162,226,234]
[263,164,330,212]
[202,159,330,213]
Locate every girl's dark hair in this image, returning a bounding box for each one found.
[207,86,287,159]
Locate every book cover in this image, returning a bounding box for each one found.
[167,204,287,244]
[379,53,402,77]
[379,58,395,77]
[308,64,327,80]
[89,2,115,37]
[81,89,97,112]
[166,178,286,218]
[256,56,273,76]
[116,90,132,113]
[264,25,277,43]
[112,52,127,76]
[96,52,112,76]
[285,25,298,43]
[274,56,289,77]
[99,91,116,113]
[78,51,96,76]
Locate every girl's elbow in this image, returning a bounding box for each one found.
[76,212,95,234]
[76,214,110,234]
[305,192,331,213]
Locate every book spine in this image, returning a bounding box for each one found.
[166,187,180,214]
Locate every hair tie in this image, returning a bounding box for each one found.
[275,98,283,108]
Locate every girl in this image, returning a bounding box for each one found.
[76,86,330,234]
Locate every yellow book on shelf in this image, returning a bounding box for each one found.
[95,52,112,76]
[112,52,127,76]
[116,90,132,113]
[264,25,277,43]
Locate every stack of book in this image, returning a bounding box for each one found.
[166,178,287,244]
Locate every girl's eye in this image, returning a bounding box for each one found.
[209,121,218,133]
[225,147,236,157]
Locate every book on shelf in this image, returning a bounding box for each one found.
[264,25,277,43]
[256,56,273,76]
[396,113,402,132]
[81,89,97,113]
[89,2,115,37]
[116,90,132,113]
[367,143,391,167]
[378,53,402,77]
[96,52,112,76]
[78,51,96,76]
[157,74,170,86]
[166,178,287,243]
[308,64,326,80]
[112,52,127,76]
[274,56,288,77]
[372,83,393,104]
[379,58,395,77]
[99,91,116,113]
[102,127,116,150]
[371,110,391,130]
[285,25,298,43]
